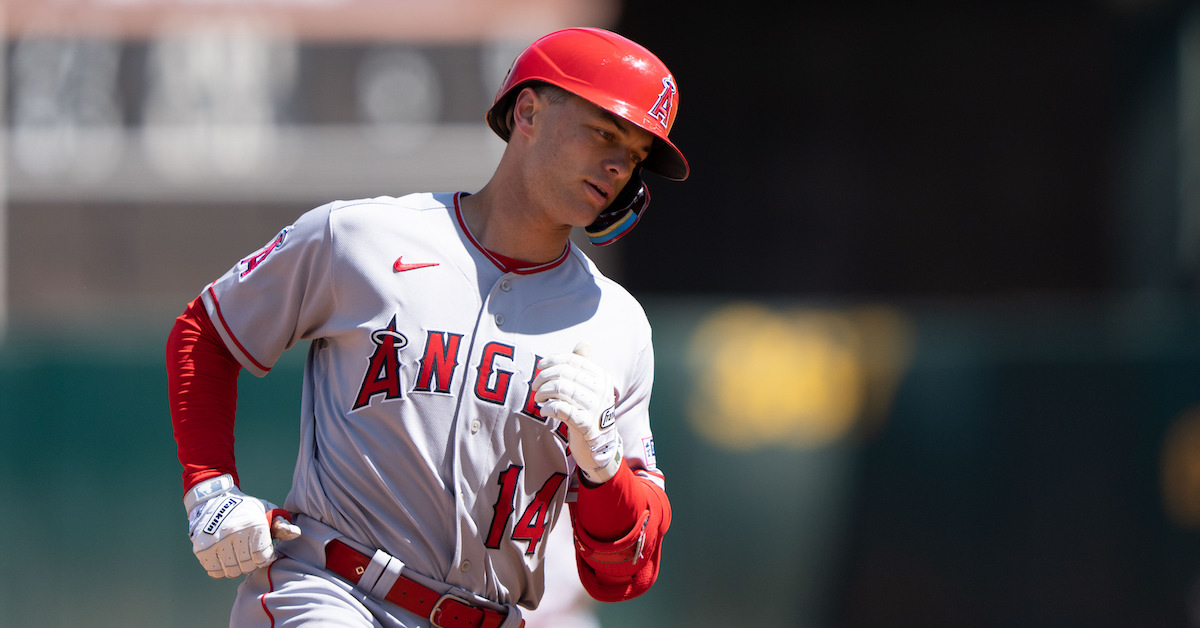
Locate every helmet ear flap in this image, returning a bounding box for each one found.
[585,169,650,246]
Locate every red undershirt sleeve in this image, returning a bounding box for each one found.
[166,295,242,494]
[568,463,673,602]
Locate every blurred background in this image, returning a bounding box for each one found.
[1,0,1199,626]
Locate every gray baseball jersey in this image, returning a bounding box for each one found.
[200,192,663,608]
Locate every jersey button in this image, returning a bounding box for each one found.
[500,279,512,292]
[494,314,505,326]
[470,419,481,434]
[460,560,472,572]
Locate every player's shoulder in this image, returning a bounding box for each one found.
[565,246,649,322]
[326,192,453,217]
[314,193,457,236]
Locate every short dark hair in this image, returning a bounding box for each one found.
[531,83,570,105]
[494,82,571,139]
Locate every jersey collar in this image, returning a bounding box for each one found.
[453,192,571,275]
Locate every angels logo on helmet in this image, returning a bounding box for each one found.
[646,76,677,130]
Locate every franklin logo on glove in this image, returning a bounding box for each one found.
[203,496,243,535]
[600,408,616,430]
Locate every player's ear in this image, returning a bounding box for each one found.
[510,87,541,138]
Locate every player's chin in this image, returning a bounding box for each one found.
[576,207,606,228]
[566,194,607,224]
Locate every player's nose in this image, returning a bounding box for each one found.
[602,151,638,182]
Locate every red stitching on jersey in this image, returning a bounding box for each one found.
[261,560,277,628]
[206,286,272,374]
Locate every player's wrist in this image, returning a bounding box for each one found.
[183,473,236,512]
[572,430,623,484]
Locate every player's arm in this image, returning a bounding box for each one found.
[568,463,671,602]
[533,342,672,602]
[167,295,241,491]
[166,296,300,579]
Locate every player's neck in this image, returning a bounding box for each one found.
[459,186,571,264]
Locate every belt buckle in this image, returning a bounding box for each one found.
[430,592,475,628]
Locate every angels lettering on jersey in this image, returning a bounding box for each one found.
[352,313,570,440]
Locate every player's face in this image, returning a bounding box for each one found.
[527,93,654,227]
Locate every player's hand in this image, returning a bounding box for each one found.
[184,474,302,579]
[533,342,623,484]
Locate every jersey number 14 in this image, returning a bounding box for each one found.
[485,465,567,556]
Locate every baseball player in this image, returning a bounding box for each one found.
[165,27,688,628]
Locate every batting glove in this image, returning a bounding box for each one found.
[184,474,301,579]
[534,342,623,484]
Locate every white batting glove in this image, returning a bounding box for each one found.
[184,474,301,579]
[533,342,623,484]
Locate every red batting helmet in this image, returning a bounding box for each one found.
[486,27,689,182]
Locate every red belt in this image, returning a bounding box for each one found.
[324,539,518,628]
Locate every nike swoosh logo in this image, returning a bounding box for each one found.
[393,256,440,272]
